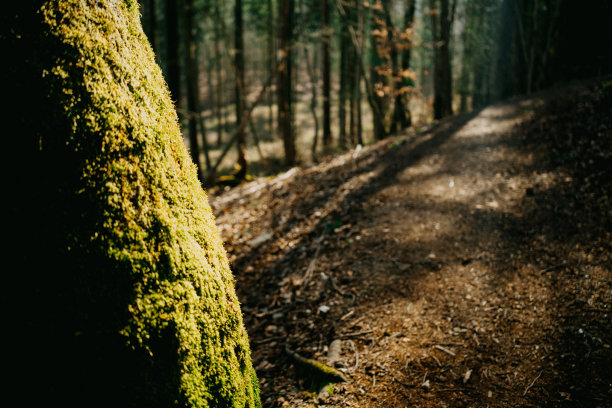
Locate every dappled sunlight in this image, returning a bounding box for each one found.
[455,100,542,140]
[210,82,611,407]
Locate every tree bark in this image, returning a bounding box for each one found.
[181,0,208,182]
[370,0,388,140]
[305,44,320,162]
[212,2,225,145]
[430,0,454,119]
[3,2,260,406]
[234,0,247,179]
[165,0,181,106]
[278,0,295,166]
[321,0,332,151]
[355,0,364,145]
[338,14,350,148]
[267,0,276,140]
[392,0,415,129]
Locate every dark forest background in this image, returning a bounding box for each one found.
[139,0,612,185]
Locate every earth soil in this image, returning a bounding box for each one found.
[210,79,612,407]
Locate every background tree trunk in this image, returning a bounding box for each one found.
[212,1,225,146]
[181,0,207,182]
[140,0,159,56]
[267,0,276,141]
[278,0,295,165]
[338,15,350,148]
[234,0,247,179]
[370,0,388,140]
[321,0,332,152]
[394,0,415,128]
[165,0,181,108]
[430,0,454,119]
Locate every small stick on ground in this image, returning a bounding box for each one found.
[523,370,543,396]
[340,310,354,320]
[434,345,456,357]
[430,353,442,367]
[347,340,359,371]
[339,329,374,339]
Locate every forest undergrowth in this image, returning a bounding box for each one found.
[210,78,612,407]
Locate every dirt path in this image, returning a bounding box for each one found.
[211,80,611,407]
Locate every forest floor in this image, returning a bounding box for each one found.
[210,78,612,408]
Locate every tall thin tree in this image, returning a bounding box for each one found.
[278,0,296,165]
[392,0,416,130]
[181,0,208,182]
[234,0,248,179]
[165,0,181,106]
[321,0,332,152]
[429,0,455,119]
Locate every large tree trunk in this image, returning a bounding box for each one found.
[2,2,261,407]
[278,0,295,165]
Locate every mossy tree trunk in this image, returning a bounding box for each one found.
[2,1,260,407]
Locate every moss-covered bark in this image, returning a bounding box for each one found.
[2,1,260,406]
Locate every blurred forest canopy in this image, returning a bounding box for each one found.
[139,0,612,184]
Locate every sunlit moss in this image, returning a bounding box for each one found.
[6,1,260,406]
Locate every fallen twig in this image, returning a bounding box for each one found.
[540,263,566,274]
[523,370,543,396]
[430,353,442,367]
[436,387,469,392]
[347,340,358,371]
[340,310,354,321]
[434,345,456,357]
[339,329,374,339]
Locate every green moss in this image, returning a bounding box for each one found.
[4,1,260,406]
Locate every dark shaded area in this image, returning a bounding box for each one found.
[554,0,612,83]
[504,80,612,406]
